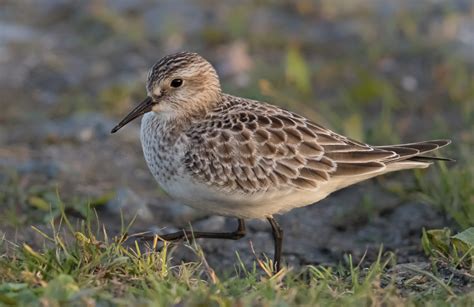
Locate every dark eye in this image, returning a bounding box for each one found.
[170,78,183,88]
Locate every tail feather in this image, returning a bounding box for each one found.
[323,139,451,192]
[376,139,452,163]
[409,155,455,162]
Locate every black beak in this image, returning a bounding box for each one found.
[111,96,154,133]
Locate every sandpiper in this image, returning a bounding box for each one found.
[111,51,451,272]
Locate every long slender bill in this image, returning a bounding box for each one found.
[111,96,154,133]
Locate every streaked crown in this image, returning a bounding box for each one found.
[145,51,222,116]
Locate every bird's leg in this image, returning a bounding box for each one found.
[267,217,283,272]
[140,218,246,242]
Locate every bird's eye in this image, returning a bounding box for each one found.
[170,78,183,88]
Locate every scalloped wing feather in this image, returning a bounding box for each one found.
[183,96,403,194]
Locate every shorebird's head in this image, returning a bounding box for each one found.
[111,52,221,133]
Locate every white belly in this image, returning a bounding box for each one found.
[152,172,332,219]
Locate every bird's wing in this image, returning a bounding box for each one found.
[183,98,403,194]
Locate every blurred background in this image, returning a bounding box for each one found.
[0,0,473,270]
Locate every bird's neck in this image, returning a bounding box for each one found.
[142,111,189,138]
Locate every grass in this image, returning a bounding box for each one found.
[414,159,474,230]
[0,201,473,306]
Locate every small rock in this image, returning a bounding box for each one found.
[106,187,153,222]
[401,75,418,92]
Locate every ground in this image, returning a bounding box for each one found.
[0,1,473,305]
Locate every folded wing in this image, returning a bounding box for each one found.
[184,98,450,194]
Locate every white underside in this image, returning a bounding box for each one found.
[159,161,430,219]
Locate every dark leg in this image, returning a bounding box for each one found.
[141,218,246,242]
[267,217,283,272]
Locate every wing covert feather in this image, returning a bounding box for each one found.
[184,97,398,193]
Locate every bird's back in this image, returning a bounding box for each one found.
[176,94,450,217]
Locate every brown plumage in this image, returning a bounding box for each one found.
[183,94,450,194]
[111,51,452,272]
